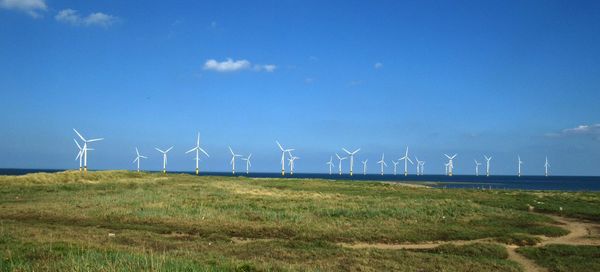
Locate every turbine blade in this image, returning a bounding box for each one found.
[186,147,197,154]
[342,148,351,154]
[155,148,164,153]
[276,141,284,151]
[166,146,173,153]
[73,128,86,142]
[87,138,104,142]
[73,139,82,150]
[199,148,209,157]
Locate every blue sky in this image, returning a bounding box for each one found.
[1,0,599,175]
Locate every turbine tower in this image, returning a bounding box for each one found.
[474,159,482,176]
[518,155,523,177]
[484,155,492,177]
[377,154,387,175]
[276,141,294,176]
[335,153,347,175]
[361,159,368,175]
[155,146,173,174]
[342,148,360,176]
[391,160,399,175]
[544,157,550,177]
[229,146,242,175]
[444,162,450,176]
[186,133,209,175]
[326,156,335,175]
[241,154,252,175]
[133,147,147,172]
[399,147,413,176]
[73,139,92,172]
[73,129,103,174]
[444,154,457,176]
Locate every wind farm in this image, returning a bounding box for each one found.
[2,1,599,271]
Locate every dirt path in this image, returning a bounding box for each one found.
[337,214,600,272]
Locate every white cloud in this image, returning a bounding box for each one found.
[0,0,47,18]
[547,124,600,140]
[55,9,118,27]
[374,62,383,69]
[203,58,276,73]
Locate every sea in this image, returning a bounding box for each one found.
[1,168,599,192]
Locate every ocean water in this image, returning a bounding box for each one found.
[1,168,599,192]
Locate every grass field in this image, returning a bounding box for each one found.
[1,171,599,271]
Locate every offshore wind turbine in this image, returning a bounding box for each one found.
[132,147,147,172]
[377,154,387,175]
[419,161,425,175]
[241,154,252,175]
[399,147,413,176]
[415,157,422,176]
[484,155,492,177]
[391,160,399,175]
[155,146,173,174]
[73,139,92,172]
[288,155,299,175]
[518,155,523,177]
[326,156,335,175]
[73,129,103,174]
[444,154,457,176]
[361,159,368,175]
[544,157,550,177]
[276,141,294,176]
[335,153,347,175]
[474,159,482,176]
[186,133,209,175]
[342,148,360,176]
[229,146,243,175]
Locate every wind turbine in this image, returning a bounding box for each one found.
[444,162,450,176]
[288,155,299,175]
[229,146,243,175]
[276,141,294,176]
[326,156,335,175]
[335,153,347,175]
[342,148,360,176]
[133,147,147,172]
[518,155,523,177]
[73,129,103,174]
[415,157,422,176]
[186,133,210,175]
[544,157,550,177]
[399,147,413,176]
[241,154,252,175]
[474,159,482,176]
[155,146,173,174]
[361,159,368,175]
[419,161,425,175]
[444,154,457,176]
[74,139,93,172]
[391,160,399,175]
[377,153,387,175]
[484,155,492,177]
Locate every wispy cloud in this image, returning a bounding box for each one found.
[546,124,600,140]
[55,9,118,27]
[203,58,276,73]
[0,0,47,18]
[374,62,383,69]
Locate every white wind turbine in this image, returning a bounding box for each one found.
[392,160,399,175]
[484,155,492,177]
[361,159,368,175]
[288,155,299,175]
[335,153,347,175]
[544,157,550,177]
[444,154,457,176]
[186,133,209,175]
[326,156,335,175]
[73,139,93,172]
[474,159,482,176]
[414,157,422,176]
[133,147,147,172]
[377,153,387,175]
[241,154,252,175]
[155,146,173,174]
[518,155,523,177]
[276,141,294,176]
[399,147,413,176]
[229,146,243,175]
[444,162,450,176]
[419,161,425,175]
[73,129,103,174]
[342,148,360,176]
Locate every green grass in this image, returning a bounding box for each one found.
[0,170,598,271]
[517,244,600,272]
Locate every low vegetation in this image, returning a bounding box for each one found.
[0,170,598,271]
[517,244,600,272]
